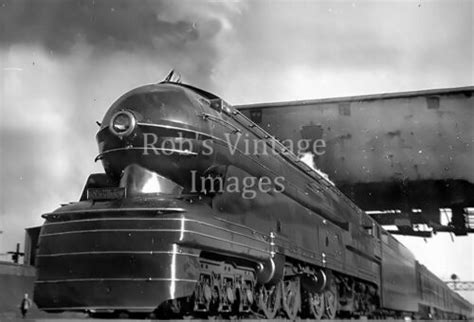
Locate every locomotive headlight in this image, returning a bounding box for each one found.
[109,110,136,137]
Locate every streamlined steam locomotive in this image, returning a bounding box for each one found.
[33,80,471,319]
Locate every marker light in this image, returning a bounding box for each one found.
[109,110,136,137]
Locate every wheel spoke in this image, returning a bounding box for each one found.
[309,292,324,320]
[282,278,301,319]
[323,279,338,319]
[257,283,282,319]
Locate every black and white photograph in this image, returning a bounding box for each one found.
[0,0,473,320]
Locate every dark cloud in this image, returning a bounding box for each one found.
[0,0,242,256]
[0,0,232,90]
[0,0,206,53]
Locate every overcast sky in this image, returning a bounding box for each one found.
[1,0,473,302]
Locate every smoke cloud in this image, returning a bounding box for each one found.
[0,0,245,255]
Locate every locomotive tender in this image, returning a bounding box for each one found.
[34,81,471,319]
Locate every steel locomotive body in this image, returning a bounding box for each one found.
[34,82,471,319]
